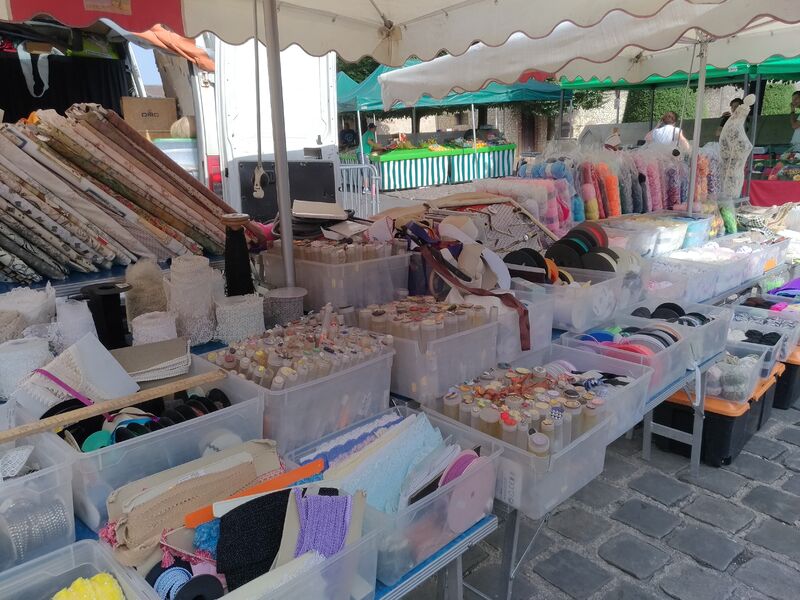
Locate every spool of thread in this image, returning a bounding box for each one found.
[0,338,52,399]
[131,311,178,346]
[222,213,255,297]
[80,282,131,349]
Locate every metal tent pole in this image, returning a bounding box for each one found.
[357,109,364,162]
[470,103,478,179]
[262,0,295,286]
[687,40,708,216]
[746,74,762,198]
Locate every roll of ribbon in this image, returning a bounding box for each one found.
[131,311,178,346]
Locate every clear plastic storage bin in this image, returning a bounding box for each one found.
[267,525,379,600]
[650,257,725,302]
[561,317,692,398]
[600,224,660,258]
[727,337,784,379]
[501,293,554,362]
[287,407,501,586]
[0,434,74,571]
[261,252,410,311]
[710,342,769,403]
[514,268,637,332]
[17,359,265,531]
[598,215,688,256]
[391,322,498,403]
[730,305,800,362]
[0,540,157,600]
[492,344,652,444]
[259,350,393,453]
[618,300,732,364]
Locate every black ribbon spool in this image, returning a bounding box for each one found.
[80,282,131,350]
[174,575,225,600]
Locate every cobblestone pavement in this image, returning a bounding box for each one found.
[407,405,800,599]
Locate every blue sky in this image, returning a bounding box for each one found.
[131,45,161,85]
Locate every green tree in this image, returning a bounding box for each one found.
[761,81,796,116]
[517,90,606,117]
[623,87,700,123]
[337,56,380,83]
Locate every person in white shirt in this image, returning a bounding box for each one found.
[645,111,691,155]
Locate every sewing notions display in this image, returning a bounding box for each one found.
[438,360,631,462]
[210,311,392,391]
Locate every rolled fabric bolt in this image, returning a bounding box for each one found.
[516,416,530,449]
[459,399,473,425]
[527,408,541,432]
[562,411,573,447]
[531,366,547,384]
[270,374,285,391]
[443,391,461,420]
[371,310,387,334]
[551,410,563,454]
[456,310,468,332]
[480,406,501,438]
[582,402,599,434]
[357,309,371,330]
[444,312,458,336]
[590,398,606,420]
[528,432,551,474]
[420,319,437,352]
[540,418,555,449]
[207,352,217,364]
[470,405,481,430]
[506,395,523,411]
[239,357,251,376]
[501,414,517,445]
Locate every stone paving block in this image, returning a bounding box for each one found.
[745,518,800,562]
[572,479,624,509]
[734,556,800,600]
[548,506,611,544]
[742,485,800,524]
[602,581,660,600]
[630,471,692,506]
[601,453,638,482]
[681,494,755,533]
[782,473,800,496]
[724,453,785,483]
[742,436,787,460]
[770,407,800,423]
[677,464,748,498]
[646,447,691,474]
[611,499,681,539]
[533,549,612,600]
[667,525,744,571]
[659,563,737,600]
[485,517,552,561]
[464,565,539,600]
[776,426,800,447]
[462,544,489,574]
[598,532,670,580]
[783,451,800,472]
[609,435,642,456]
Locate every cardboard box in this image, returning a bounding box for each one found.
[121,97,177,140]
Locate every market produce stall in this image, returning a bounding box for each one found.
[369,143,516,190]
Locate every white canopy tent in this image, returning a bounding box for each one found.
[378,0,800,213]
[0,0,747,282]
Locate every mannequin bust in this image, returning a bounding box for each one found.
[719,94,755,198]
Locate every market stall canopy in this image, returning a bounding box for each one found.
[0,0,728,66]
[337,71,358,99]
[379,0,800,107]
[339,63,564,113]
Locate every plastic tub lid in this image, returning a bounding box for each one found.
[265,287,307,299]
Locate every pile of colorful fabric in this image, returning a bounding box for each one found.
[0,104,253,285]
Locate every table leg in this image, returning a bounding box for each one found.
[690,368,708,478]
[437,556,464,600]
[642,409,653,461]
